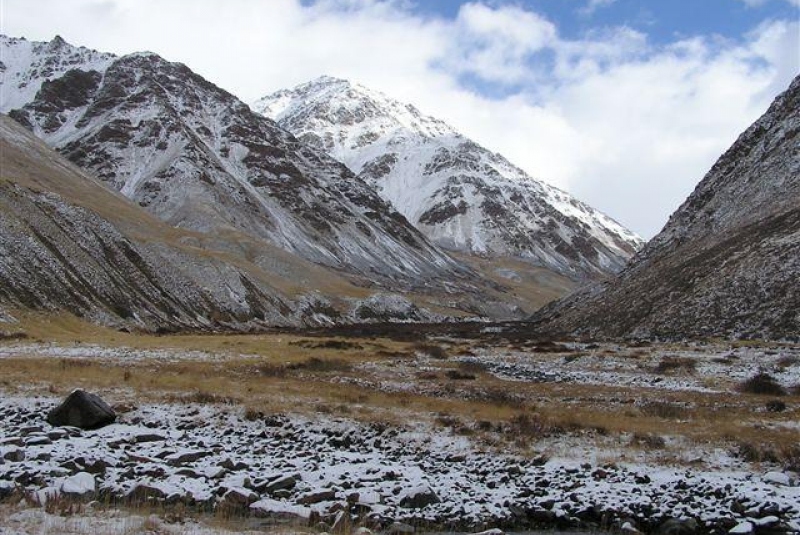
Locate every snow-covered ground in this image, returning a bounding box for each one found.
[1,338,798,533]
[1,391,798,533]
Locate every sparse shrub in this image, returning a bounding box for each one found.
[187,391,239,404]
[736,442,800,472]
[256,363,287,377]
[445,369,476,381]
[738,372,787,396]
[639,400,689,419]
[416,371,439,380]
[458,360,488,373]
[782,445,800,472]
[765,400,786,413]
[776,355,799,369]
[735,441,780,464]
[629,433,666,449]
[479,387,522,407]
[375,349,411,359]
[435,413,461,428]
[287,357,352,373]
[290,339,363,350]
[654,356,697,374]
[531,341,568,353]
[507,413,563,437]
[412,343,449,360]
[475,420,495,432]
[244,408,262,421]
[0,331,28,341]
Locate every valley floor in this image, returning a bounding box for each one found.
[0,316,798,534]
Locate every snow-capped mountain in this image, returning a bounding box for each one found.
[532,74,800,340]
[0,36,475,293]
[254,76,643,280]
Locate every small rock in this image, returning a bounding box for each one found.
[219,458,249,471]
[127,484,167,502]
[763,472,794,487]
[134,433,166,444]
[3,449,25,462]
[220,487,258,507]
[25,436,52,446]
[46,390,116,430]
[46,429,69,441]
[61,472,96,496]
[398,485,439,509]
[264,474,298,494]
[729,521,754,534]
[752,516,779,527]
[297,490,337,504]
[165,450,211,466]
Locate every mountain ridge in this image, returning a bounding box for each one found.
[254,75,644,281]
[530,74,800,340]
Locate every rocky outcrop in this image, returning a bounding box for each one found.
[46,390,116,429]
[531,75,800,340]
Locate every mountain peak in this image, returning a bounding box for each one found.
[255,77,643,281]
[253,76,458,156]
[47,35,68,49]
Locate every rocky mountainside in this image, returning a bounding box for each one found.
[0,35,477,294]
[254,76,643,281]
[0,114,294,331]
[531,75,800,340]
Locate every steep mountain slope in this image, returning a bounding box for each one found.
[531,75,800,340]
[0,114,296,330]
[1,36,476,294]
[254,76,643,281]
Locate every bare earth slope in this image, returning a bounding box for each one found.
[255,76,643,281]
[531,75,800,340]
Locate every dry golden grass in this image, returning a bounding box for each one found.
[3,311,798,465]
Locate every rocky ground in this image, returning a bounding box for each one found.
[0,325,799,534]
[1,392,798,534]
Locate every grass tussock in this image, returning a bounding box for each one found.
[654,356,697,374]
[639,400,690,419]
[738,372,787,396]
[412,342,449,360]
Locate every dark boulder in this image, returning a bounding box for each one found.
[46,390,116,430]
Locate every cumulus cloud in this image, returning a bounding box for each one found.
[1,0,797,238]
[449,2,558,83]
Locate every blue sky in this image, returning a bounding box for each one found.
[2,0,799,238]
[414,0,798,42]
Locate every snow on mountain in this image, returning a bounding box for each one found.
[254,76,643,281]
[0,35,114,112]
[1,36,480,295]
[531,74,800,340]
[0,114,294,331]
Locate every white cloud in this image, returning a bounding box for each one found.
[0,0,797,238]
[579,0,618,17]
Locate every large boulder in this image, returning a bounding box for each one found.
[46,390,116,430]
